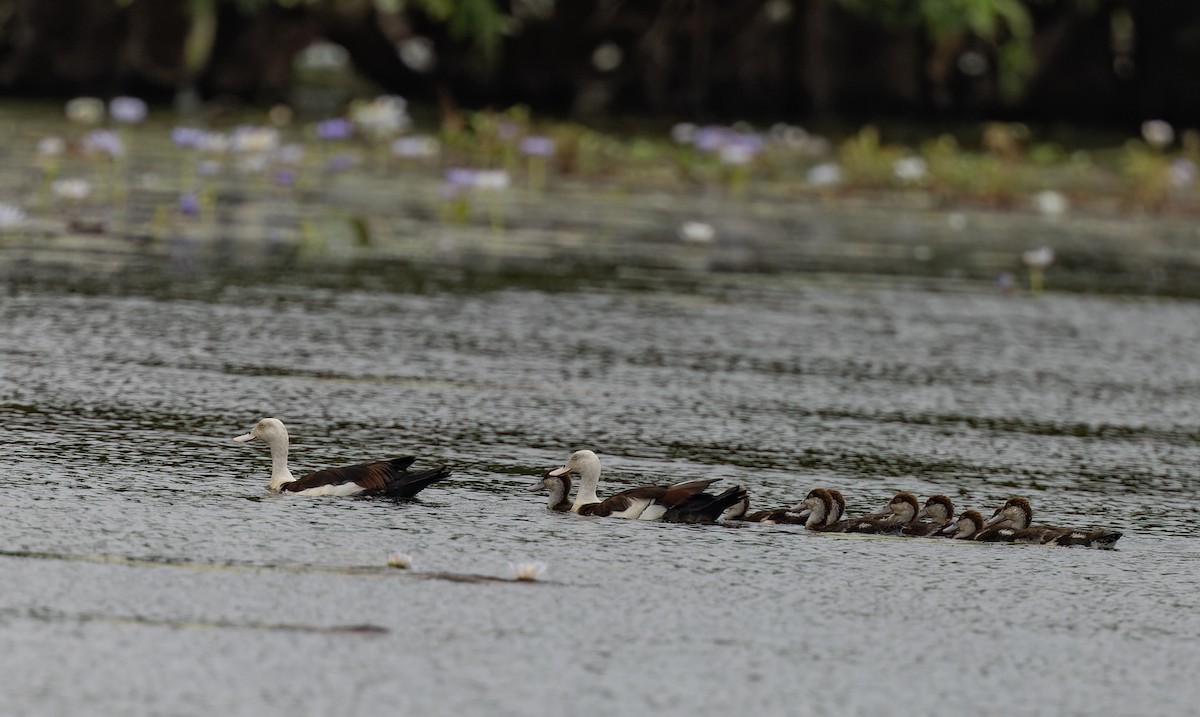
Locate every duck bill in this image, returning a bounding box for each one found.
[233,432,257,443]
[547,465,571,477]
[916,507,930,520]
[982,512,1007,529]
[866,502,892,518]
[525,480,547,493]
[939,521,960,536]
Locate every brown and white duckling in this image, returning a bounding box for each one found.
[233,418,450,497]
[527,471,573,511]
[740,488,846,526]
[981,497,1122,548]
[941,510,986,539]
[797,488,850,532]
[845,492,921,534]
[546,449,742,521]
[904,495,956,537]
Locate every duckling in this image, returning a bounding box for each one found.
[798,488,850,532]
[941,510,985,539]
[844,492,921,534]
[982,497,1121,548]
[903,495,955,537]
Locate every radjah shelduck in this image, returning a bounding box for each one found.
[541,449,748,522]
[234,417,450,497]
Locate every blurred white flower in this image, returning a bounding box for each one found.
[297,41,349,71]
[592,42,623,72]
[893,156,928,183]
[236,153,270,175]
[231,126,280,155]
[37,137,65,158]
[0,203,28,229]
[352,95,411,139]
[1021,246,1055,269]
[1141,119,1174,149]
[197,132,230,154]
[1169,158,1197,188]
[65,97,104,125]
[387,552,413,569]
[109,96,148,124]
[670,122,697,145]
[52,179,92,200]
[473,170,510,190]
[806,162,842,187]
[677,221,715,244]
[1033,190,1068,217]
[507,561,547,582]
[196,159,223,177]
[397,37,436,73]
[392,136,440,159]
[277,143,305,166]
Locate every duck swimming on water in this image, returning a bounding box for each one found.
[844,492,921,534]
[904,495,956,537]
[542,449,748,522]
[233,418,450,497]
[981,497,1122,548]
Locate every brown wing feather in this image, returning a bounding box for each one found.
[285,461,394,492]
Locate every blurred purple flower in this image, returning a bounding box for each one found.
[273,169,297,188]
[179,192,200,216]
[693,126,730,153]
[316,118,354,141]
[172,126,206,149]
[445,168,478,187]
[83,130,124,158]
[110,96,148,124]
[519,136,556,158]
[1170,158,1197,188]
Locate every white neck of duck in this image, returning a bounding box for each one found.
[570,458,602,512]
[264,436,296,491]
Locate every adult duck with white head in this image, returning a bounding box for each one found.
[541,449,748,522]
[234,417,450,497]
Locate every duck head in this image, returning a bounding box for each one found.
[942,509,985,539]
[527,471,572,510]
[799,488,835,528]
[234,417,289,447]
[827,489,846,522]
[867,492,921,524]
[550,449,602,510]
[917,495,955,523]
[982,497,1033,530]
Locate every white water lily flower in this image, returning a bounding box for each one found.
[473,170,511,190]
[38,137,65,158]
[65,97,104,125]
[508,561,547,582]
[1141,120,1174,149]
[893,156,928,183]
[806,162,842,187]
[392,136,440,159]
[52,179,92,200]
[1022,246,1055,269]
[0,203,28,229]
[387,552,413,569]
[231,126,280,155]
[678,221,715,244]
[352,95,411,139]
[1033,190,1068,217]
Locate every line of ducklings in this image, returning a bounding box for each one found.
[530,450,1122,549]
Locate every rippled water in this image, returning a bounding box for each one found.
[1,273,1198,716]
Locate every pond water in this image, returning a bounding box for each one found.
[1,270,1198,716]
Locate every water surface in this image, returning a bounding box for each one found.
[1,274,1198,716]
